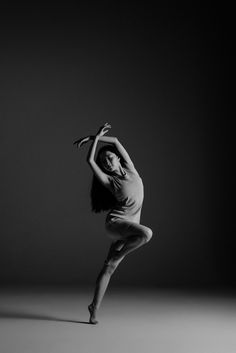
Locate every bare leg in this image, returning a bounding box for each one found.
[88,224,152,324]
[110,234,147,262]
[105,221,153,263]
[105,239,126,260]
[88,241,125,324]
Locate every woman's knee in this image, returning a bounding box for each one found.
[133,226,153,243]
[143,227,153,243]
[127,223,153,243]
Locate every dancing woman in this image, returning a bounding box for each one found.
[73,123,153,324]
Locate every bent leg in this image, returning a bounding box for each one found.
[105,239,126,261]
[111,234,146,260]
[107,221,153,261]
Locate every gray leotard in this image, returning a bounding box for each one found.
[106,162,144,224]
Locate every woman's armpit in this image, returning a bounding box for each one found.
[106,176,115,193]
[123,161,138,175]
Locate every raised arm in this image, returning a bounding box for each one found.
[74,122,136,176]
[86,124,112,188]
[73,134,116,148]
[87,135,100,163]
[87,135,134,166]
[74,130,135,169]
[113,138,135,167]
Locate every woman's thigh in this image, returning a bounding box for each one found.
[105,218,151,241]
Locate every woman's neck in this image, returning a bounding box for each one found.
[113,165,126,177]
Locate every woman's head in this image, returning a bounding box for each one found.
[96,145,121,174]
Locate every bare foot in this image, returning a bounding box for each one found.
[88,303,98,325]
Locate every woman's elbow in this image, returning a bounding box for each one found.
[87,157,94,164]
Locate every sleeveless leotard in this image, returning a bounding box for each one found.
[106,162,144,224]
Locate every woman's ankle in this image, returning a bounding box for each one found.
[90,302,98,311]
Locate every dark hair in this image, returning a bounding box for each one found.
[90,145,123,213]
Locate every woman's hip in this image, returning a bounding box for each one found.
[105,217,129,240]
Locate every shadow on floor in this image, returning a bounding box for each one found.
[0,309,90,325]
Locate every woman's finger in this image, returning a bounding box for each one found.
[73,138,83,145]
[103,125,111,130]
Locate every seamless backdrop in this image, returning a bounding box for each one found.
[0,4,233,288]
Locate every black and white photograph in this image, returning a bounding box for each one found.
[0,3,234,353]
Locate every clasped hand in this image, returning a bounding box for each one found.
[73,123,111,148]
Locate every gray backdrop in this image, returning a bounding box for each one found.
[0,5,233,288]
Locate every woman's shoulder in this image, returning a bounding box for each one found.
[123,161,140,176]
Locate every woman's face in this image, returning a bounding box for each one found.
[100,151,120,172]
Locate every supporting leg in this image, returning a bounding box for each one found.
[88,243,125,324]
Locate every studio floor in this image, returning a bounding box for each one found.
[0,285,235,353]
